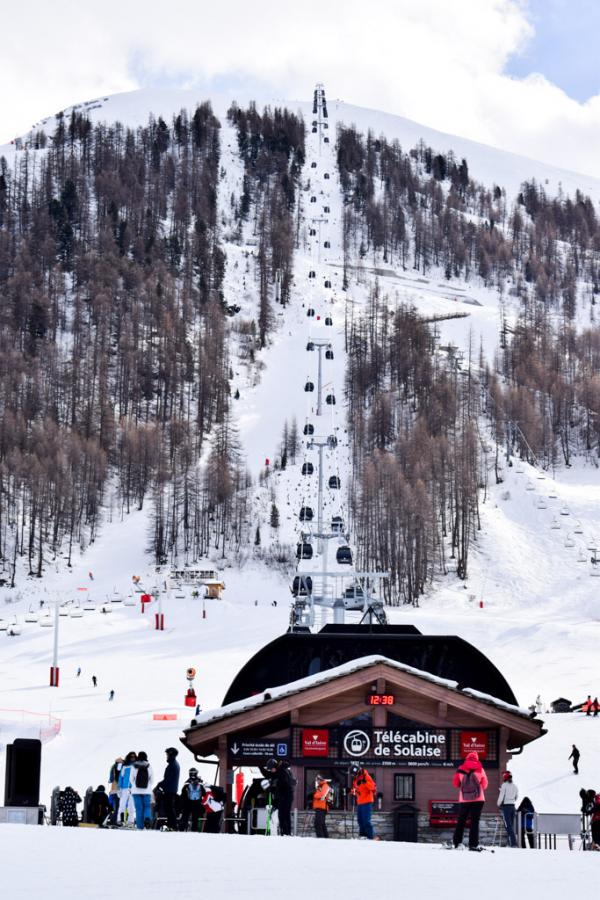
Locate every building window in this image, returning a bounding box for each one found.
[394,774,415,801]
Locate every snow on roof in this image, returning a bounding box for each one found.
[186,654,532,732]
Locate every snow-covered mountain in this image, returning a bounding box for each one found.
[1,86,600,826]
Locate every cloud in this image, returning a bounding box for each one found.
[2,0,600,176]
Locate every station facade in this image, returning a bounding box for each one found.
[182,655,544,841]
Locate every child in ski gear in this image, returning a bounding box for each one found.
[117,751,137,824]
[452,751,488,850]
[88,785,110,826]
[517,796,535,848]
[202,784,225,833]
[349,764,376,840]
[162,747,180,830]
[59,787,81,826]
[180,769,204,832]
[497,770,518,847]
[262,758,296,836]
[130,751,153,829]
[569,744,580,774]
[313,775,332,838]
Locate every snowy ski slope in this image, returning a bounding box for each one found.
[1,88,600,827]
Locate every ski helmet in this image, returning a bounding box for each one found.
[348,763,360,777]
[189,767,199,777]
[264,758,278,772]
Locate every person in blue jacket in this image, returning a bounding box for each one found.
[162,747,180,830]
[117,751,137,825]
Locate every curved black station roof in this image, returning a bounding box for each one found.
[223,624,518,706]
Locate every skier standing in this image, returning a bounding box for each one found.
[76,667,81,678]
[312,774,332,838]
[593,697,599,717]
[179,768,204,832]
[569,744,580,774]
[590,793,600,850]
[108,689,115,701]
[262,758,296,835]
[130,751,153,829]
[117,751,137,825]
[92,675,97,688]
[88,785,110,827]
[497,770,518,847]
[162,747,181,831]
[349,763,377,840]
[452,751,488,851]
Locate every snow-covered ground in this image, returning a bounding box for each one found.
[1,826,597,900]
[2,89,600,887]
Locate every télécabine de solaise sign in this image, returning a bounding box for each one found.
[342,728,448,763]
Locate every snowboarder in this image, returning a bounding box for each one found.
[497,770,518,847]
[452,751,488,851]
[88,785,110,827]
[202,783,225,833]
[92,675,97,687]
[349,763,377,840]
[569,744,580,774]
[162,747,181,831]
[130,751,153,830]
[518,796,536,848]
[312,774,332,838]
[59,786,81,826]
[179,769,204,832]
[108,689,115,701]
[262,758,296,836]
[117,751,137,825]
[76,667,81,678]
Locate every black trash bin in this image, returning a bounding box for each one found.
[394,804,419,842]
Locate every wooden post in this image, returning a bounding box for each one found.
[217,735,231,830]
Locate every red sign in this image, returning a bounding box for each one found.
[302,728,329,757]
[460,731,489,759]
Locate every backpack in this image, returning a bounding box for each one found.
[134,765,149,790]
[282,767,297,789]
[188,782,201,802]
[459,769,480,802]
[211,785,227,804]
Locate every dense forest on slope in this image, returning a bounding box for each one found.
[346,292,481,605]
[0,102,307,583]
[337,126,600,317]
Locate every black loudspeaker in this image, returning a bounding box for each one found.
[4,738,41,807]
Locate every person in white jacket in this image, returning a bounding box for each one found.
[498,770,519,847]
[129,751,154,830]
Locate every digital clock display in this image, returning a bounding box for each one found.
[367,693,395,705]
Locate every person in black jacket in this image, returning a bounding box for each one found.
[569,744,580,775]
[179,769,204,832]
[88,785,110,827]
[517,796,535,848]
[59,787,81,826]
[162,747,180,830]
[262,758,296,836]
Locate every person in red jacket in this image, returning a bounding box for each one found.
[452,751,488,851]
[349,764,377,839]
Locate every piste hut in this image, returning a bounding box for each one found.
[181,625,545,842]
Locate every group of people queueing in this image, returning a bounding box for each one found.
[310,752,533,849]
[58,746,225,831]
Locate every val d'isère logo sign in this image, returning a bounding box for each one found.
[343,729,371,757]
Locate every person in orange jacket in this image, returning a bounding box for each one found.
[312,774,332,838]
[349,764,376,839]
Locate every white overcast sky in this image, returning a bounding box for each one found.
[3,0,600,176]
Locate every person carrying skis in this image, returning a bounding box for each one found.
[593,697,599,717]
[452,750,488,851]
[313,774,332,838]
[180,768,204,832]
[162,747,181,831]
[130,751,153,829]
[569,744,580,774]
[497,770,518,847]
[262,758,296,836]
[349,763,377,840]
[117,751,137,825]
